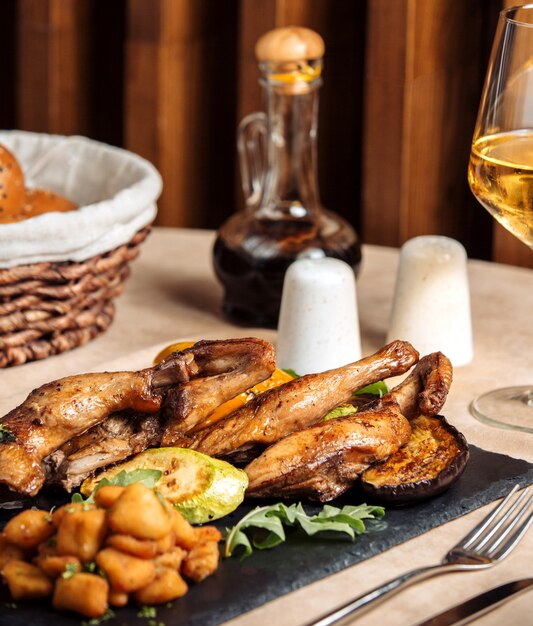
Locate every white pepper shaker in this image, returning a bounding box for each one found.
[276,257,361,375]
[387,235,473,366]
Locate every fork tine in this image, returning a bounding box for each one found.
[486,501,533,561]
[459,484,520,550]
[472,487,531,552]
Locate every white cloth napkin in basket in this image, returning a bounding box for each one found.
[0,131,162,269]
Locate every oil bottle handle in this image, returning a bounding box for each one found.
[237,112,267,208]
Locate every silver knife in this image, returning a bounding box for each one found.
[414,578,533,626]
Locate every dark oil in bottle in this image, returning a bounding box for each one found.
[213,214,362,328]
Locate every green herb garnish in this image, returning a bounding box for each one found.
[354,381,389,397]
[322,404,358,421]
[71,468,162,504]
[322,381,390,421]
[282,368,300,379]
[0,424,16,443]
[138,606,157,619]
[61,562,79,579]
[81,609,115,626]
[224,502,385,559]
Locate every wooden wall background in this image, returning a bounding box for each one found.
[0,0,531,268]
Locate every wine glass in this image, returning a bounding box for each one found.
[468,4,533,432]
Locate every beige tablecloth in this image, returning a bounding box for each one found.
[1,227,532,625]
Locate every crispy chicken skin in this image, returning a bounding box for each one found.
[244,351,453,501]
[181,340,419,461]
[45,412,162,492]
[245,401,412,501]
[161,337,276,441]
[46,338,276,491]
[0,352,199,496]
[386,351,453,419]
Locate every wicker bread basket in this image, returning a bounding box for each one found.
[0,132,162,367]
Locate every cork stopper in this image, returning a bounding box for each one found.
[255,27,324,93]
[255,27,325,63]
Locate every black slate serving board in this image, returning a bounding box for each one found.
[1,445,532,626]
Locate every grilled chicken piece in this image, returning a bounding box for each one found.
[44,337,276,491]
[245,400,411,501]
[44,412,162,492]
[244,351,453,501]
[0,353,198,496]
[180,340,419,462]
[161,337,276,442]
[387,351,452,419]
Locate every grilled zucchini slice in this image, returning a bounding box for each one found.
[81,447,248,524]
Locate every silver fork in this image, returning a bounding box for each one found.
[305,484,533,626]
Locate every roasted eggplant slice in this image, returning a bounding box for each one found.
[361,414,469,504]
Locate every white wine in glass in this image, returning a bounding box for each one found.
[468,3,533,433]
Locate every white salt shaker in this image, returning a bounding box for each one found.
[276,257,362,375]
[387,235,473,366]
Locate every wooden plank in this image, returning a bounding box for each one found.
[17,0,91,135]
[362,0,407,246]
[125,0,238,228]
[493,223,533,268]
[401,1,486,242]
[363,0,491,259]
[236,0,277,139]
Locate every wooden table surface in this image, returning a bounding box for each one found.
[1,226,532,625]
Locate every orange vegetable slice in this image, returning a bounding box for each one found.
[153,341,196,364]
[197,367,295,430]
[153,340,294,428]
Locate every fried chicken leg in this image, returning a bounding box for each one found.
[161,337,276,441]
[0,353,199,496]
[244,351,453,501]
[244,401,411,501]
[386,351,453,419]
[180,340,419,462]
[44,338,276,492]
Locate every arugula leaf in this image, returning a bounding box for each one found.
[105,469,162,489]
[322,404,358,421]
[71,469,162,504]
[354,381,389,397]
[0,424,16,443]
[282,368,299,379]
[224,502,385,558]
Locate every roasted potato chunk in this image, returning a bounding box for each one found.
[93,485,125,508]
[171,509,197,550]
[3,509,54,550]
[194,526,222,543]
[106,534,158,559]
[2,559,53,600]
[0,534,25,570]
[155,531,175,554]
[36,555,81,579]
[53,573,109,618]
[154,547,187,571]
[134,568,188,605]
[0,474,223,616]
[56,507,106,562]
[182,541,220,582]
[108,589,129,607]
[51,502,95,528]
[96,547,156,593]
[108,483,172,540]
[36,536,58,558]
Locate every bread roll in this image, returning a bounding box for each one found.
[0,144,25,221]
[0,143,78,223]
